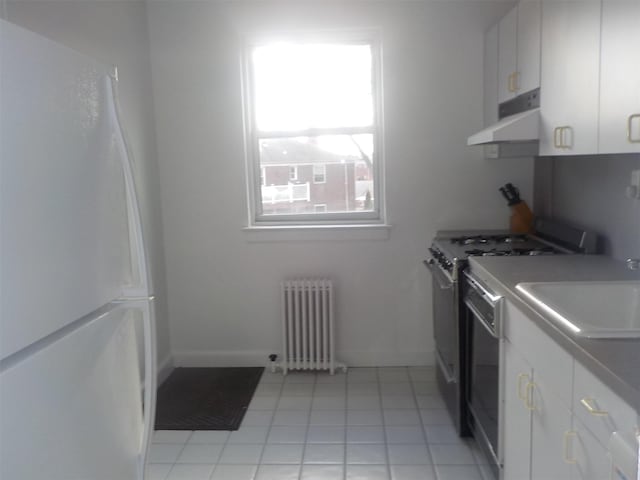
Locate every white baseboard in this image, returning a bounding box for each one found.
[156,353,174,386]
[173,350,275,367]
[172,349,434,368]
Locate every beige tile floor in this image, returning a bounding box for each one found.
[147,367,494,480]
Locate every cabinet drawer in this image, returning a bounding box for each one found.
[503,301,573,408]
[573,360,637,448]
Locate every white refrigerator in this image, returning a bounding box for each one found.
[0,19,156,480]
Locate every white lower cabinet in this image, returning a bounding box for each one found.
[530,381,573,480]
[503,335,573,480]
[503,339,532,480]
[501,300,636,480]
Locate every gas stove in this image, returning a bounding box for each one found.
[427,218,599,280]
[423,217,599,443]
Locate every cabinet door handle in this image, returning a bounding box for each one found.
[560,126,573,149]
[513,71,520,92]
[525,381,536,411]
[563,431,577,464]
[517,373,530,403]
[553,127,562,148]
[580,397,608,416]
[508,72,518,93]
[628,113,640,143]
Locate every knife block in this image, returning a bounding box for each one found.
[510,201,534,233]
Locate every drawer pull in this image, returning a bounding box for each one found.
[580,397,608,416]
[563,430,577,464]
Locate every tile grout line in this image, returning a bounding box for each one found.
[298,372,317,480]
[252,368,286,480]
[377,366,395,480]
[411,367,436,478]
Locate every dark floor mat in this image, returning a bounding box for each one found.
[154,367,263,431]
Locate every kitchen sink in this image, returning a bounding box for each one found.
[515,281,640,338]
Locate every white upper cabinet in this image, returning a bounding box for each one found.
[485,23,500,126]
[498,7,518,104]
[498,0,541,104]
[516,0,542,96]
[598,0,640,153]
[539,0,601,156]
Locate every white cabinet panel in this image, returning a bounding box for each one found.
[497,1,541,104]
[0,21,132,358]
[539,0,601,156]
[485,22,500,127]
[498,6,518,104]
[572,415,611,480]
[530,382,573,480]
[599,0,640,153]
[502,339,533,480]
[516,0,541,95]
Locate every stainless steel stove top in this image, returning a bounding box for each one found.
[427,219,599,280]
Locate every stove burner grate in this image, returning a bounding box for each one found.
[464,246,558,257]
[451,235,491,245]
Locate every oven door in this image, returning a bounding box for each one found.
[464,274,501,476]
[424,258,457,384]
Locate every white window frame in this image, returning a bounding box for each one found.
[312,164,327,184]
[289,165,298,182]
[242,32,385,227]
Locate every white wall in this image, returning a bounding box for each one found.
[4,0,172,377]
[147,0,532,367]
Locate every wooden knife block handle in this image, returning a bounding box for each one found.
[510,201,534,234]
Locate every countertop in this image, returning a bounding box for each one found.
[468,254,640,413]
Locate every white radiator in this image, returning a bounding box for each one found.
[278,278,345,375]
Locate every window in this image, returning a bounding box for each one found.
[245,37,383,225]
[312,164,326,184]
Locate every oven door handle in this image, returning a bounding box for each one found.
[463,272,501,305]
[423,259,453,290]
[465,298,500,339]
[435,349,456,384]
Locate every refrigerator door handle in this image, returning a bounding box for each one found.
[106,73,152,299]
[139,299,157,480]
[114,298,157,479]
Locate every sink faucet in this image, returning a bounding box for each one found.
[627,258,640,270]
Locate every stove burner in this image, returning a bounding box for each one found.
[464,248,512,256]
[451,235,490,246]
[522,247,556,256]
[493,234,528,244]
[464,246,558,257]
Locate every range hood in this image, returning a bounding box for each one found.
[467,108,540,145]
[467,88,541,145]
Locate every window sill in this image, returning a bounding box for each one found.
[242,224,391,242]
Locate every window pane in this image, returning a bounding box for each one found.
[252,44,373,131]
[259,134,375,216]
